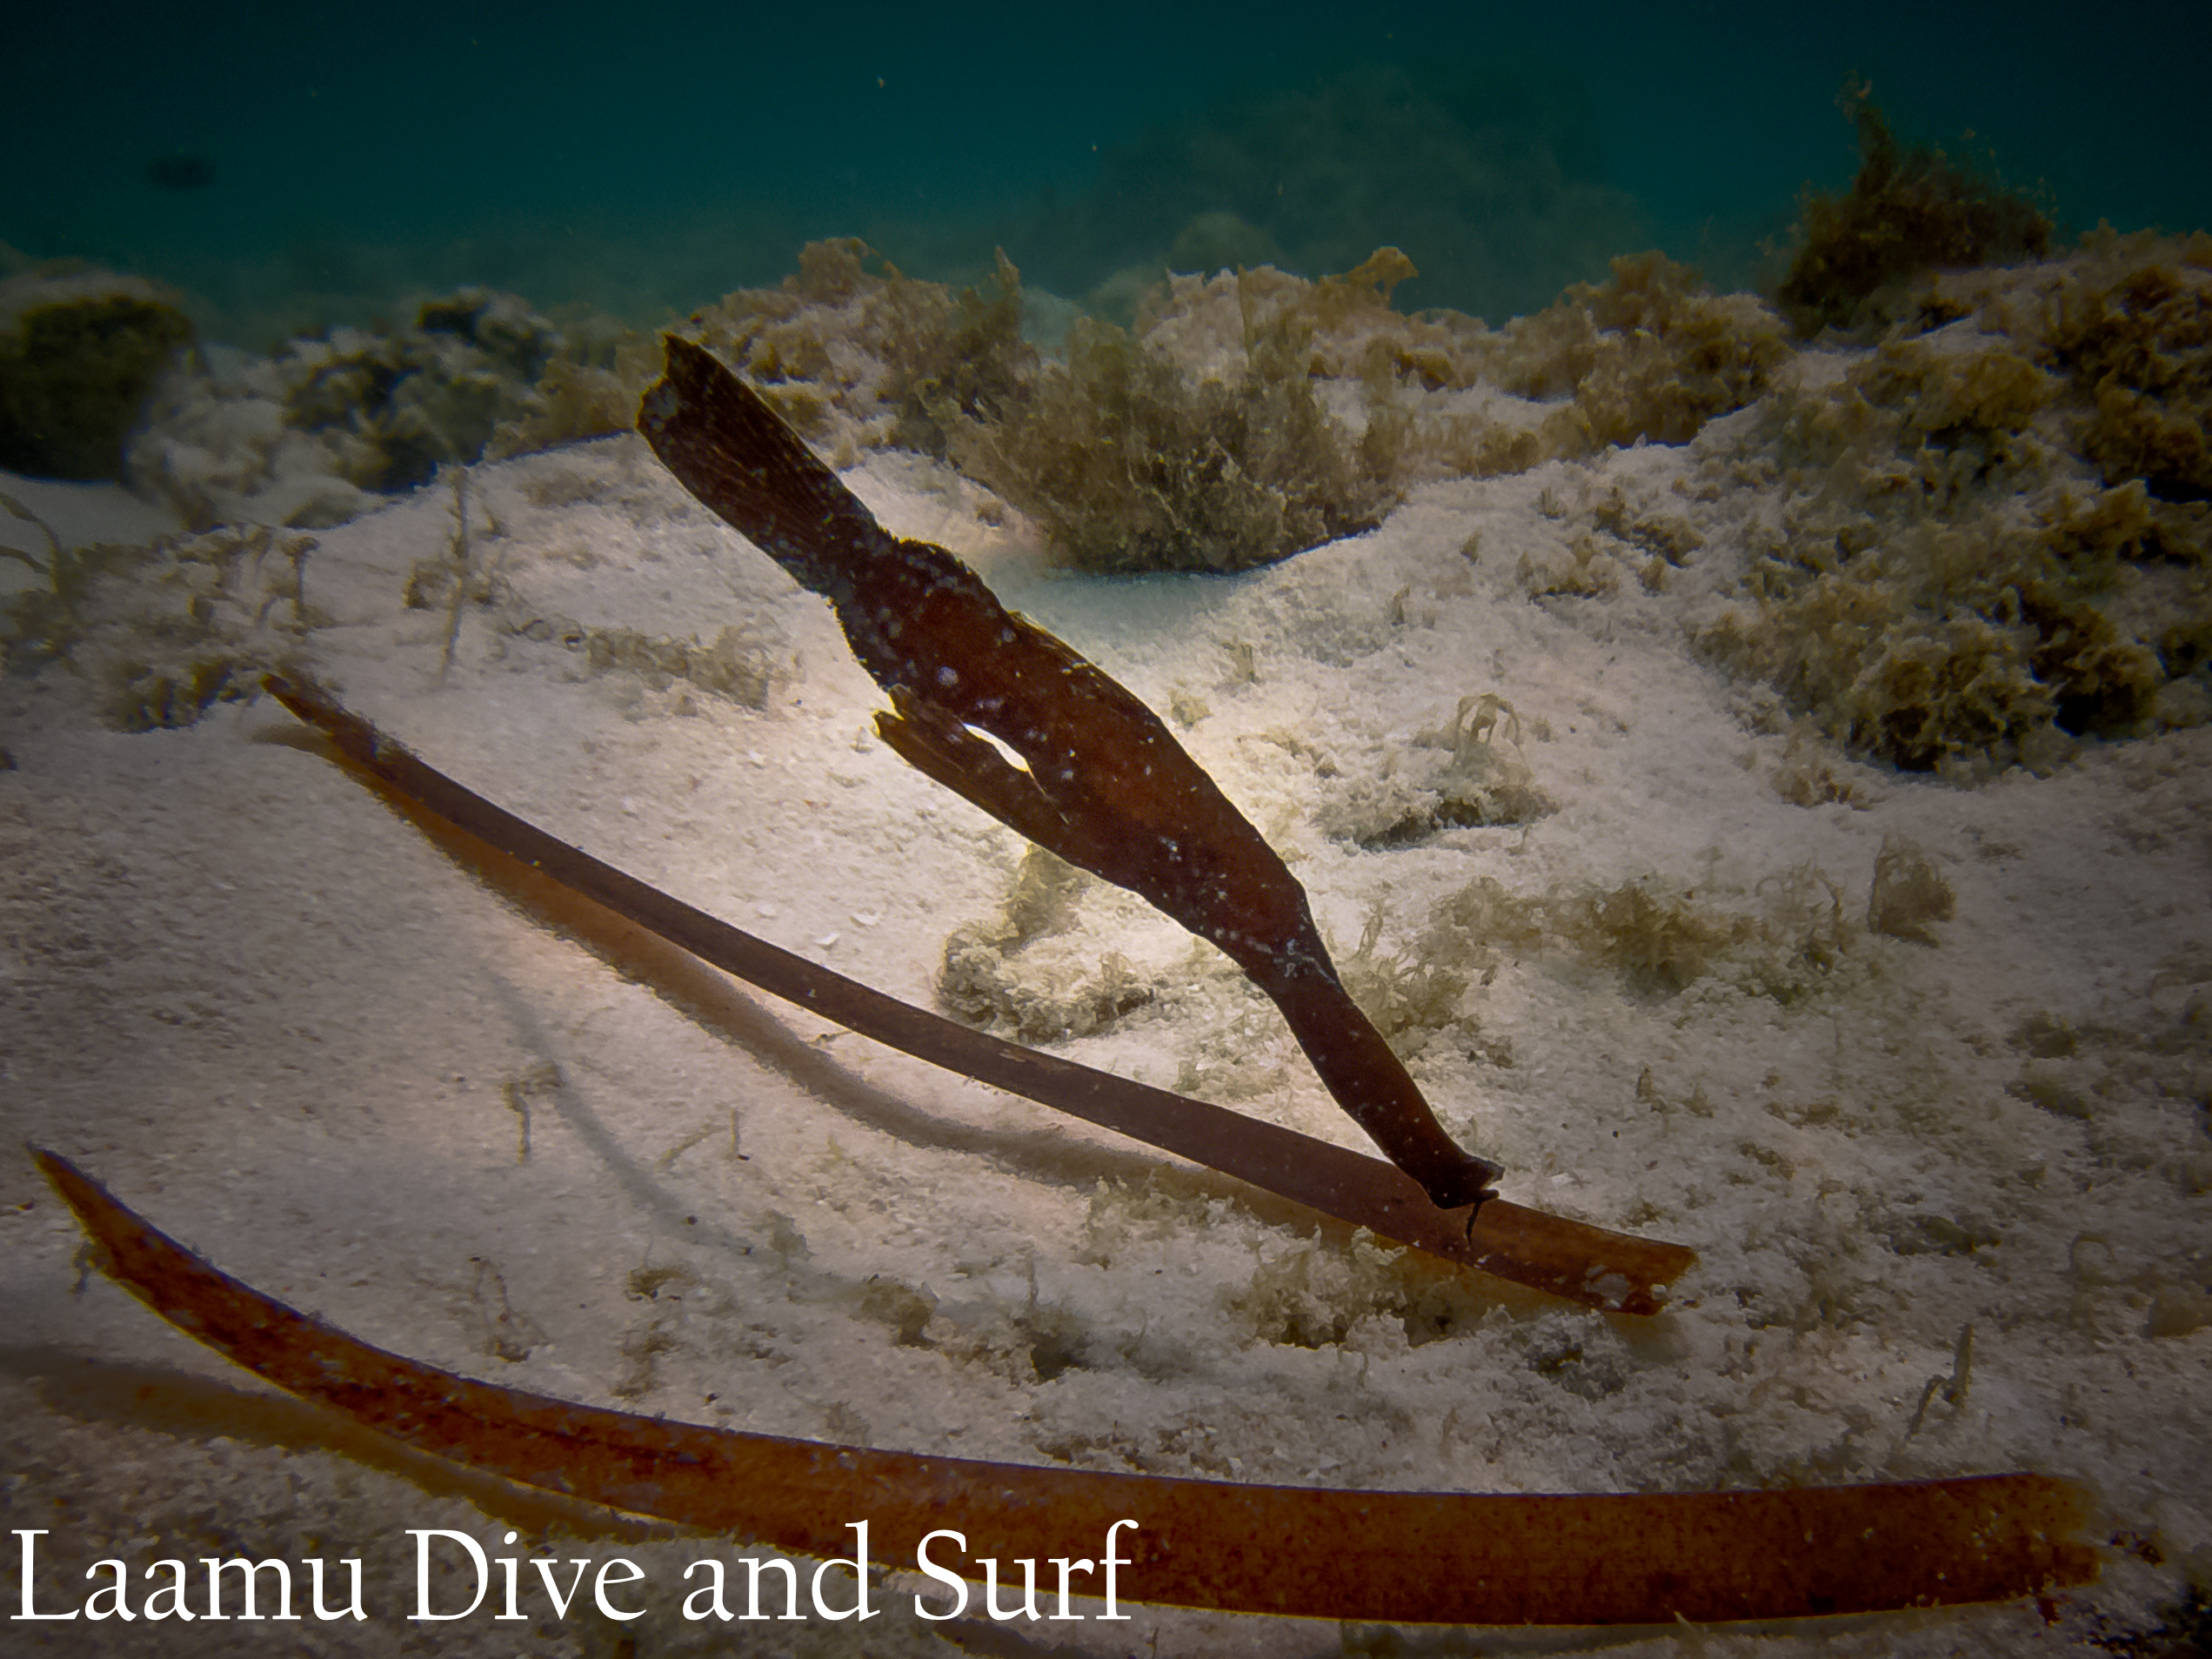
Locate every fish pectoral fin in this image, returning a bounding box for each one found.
[875,693,1110,871]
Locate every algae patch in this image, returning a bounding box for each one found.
[2047,237,2212,506]
[0,268,195,481]
[130,287,643,530]
[678,242,1790,574]
[1774,79,2053,335]
[939,849,1164,1043]
[1,517,316,729]
[1700,252,2212,773]
[1477,251,1792,453]
[1313,692,1553,846]
[682,237,1032,465]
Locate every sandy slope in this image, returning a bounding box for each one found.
[3,416,2208,1655]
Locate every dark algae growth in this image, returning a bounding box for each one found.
[638,335,1500,1212]
[1776,78,2052,334]
[945,302,1392,575]
[0,278,194,480]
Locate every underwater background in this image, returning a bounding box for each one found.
[9,0,2209,345]
[11,2,2212,1654]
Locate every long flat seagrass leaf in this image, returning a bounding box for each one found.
[33,1147,2099,1625]
[264,673,1691,1315]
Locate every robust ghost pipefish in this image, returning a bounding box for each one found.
[639,336,1499,1213]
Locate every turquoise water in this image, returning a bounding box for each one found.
[8,0,2208,342]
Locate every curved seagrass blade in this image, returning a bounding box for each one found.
[265,675,1692,1315]
[33,1147,2099,1625]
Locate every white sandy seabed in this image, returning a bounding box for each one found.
[2,390,2209,1657]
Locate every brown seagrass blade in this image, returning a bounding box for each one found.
[264,675,1691,1314]
[33,1146,2098,1626]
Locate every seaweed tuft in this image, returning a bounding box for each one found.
[939,850,1159,1042]
[944,289,1394,574]
[1315,692,1552,846]
[685,239,1034,462]
[1774,78,2052,335]
[2047,241,2212,505]
[0,270,195,480]
[1487,251,1793,451]
[3,520,317,729]
[1867,837,1955,945]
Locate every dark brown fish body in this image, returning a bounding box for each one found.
[640,336,1497,1210]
